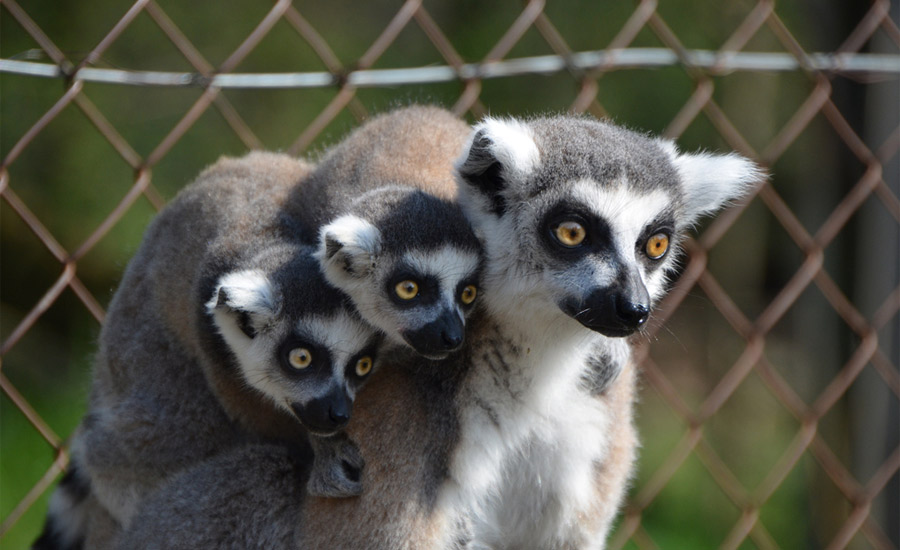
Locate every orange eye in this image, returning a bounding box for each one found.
[355,356,373,377]
[395,280,419,300]
[645,233,669,260]
[460,285,477,305]
[555,222,586,247]
[288,348,312,369]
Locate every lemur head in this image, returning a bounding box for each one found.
[455,115,762,337]
[207,244,382,436]
[317,187,483,360]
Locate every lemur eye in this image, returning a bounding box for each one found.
[460,285,477,305]
[645,233,669,260]
[355,356,373,377]
[395,280,419,300]
[555,221,586,247]
[288,348,312,369]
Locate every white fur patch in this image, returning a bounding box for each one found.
[319,214,382,258]
[439,323,622,548]
[206,269,277,317]
[659,140,763,223]
[204,270,283,406]
[402,245,481,310]
[317,215,382,284]
[569,181,675,299]
[212,312,279,399]
[300,313,375,383]
[465,117,541,178]
[45,477,89,547]
[570,181,672,245]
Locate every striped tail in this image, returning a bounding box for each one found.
[32,459,91,550]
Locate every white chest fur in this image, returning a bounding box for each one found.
[439,319,626,549]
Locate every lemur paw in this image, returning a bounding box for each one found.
[306,433,365,498]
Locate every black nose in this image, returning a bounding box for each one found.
[561,269,651,337]
[329,405,350,426]
[403,308,465,358]
[442,328,463,348]
[615,295,649,327]
[291,387,351,434]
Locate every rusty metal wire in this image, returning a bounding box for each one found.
[1,0,898,547]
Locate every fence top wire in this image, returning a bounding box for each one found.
[2,48,899,89]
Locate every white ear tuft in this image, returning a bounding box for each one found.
[206,269,279,339]
[455,117,540,216]
[660,140,764,223]
[207,270,277,316]
[470,117,540,177]
[316,215,382,286]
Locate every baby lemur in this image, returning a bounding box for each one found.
[35,152,384,550]
[284,105,482,359]
[117,110,760,550]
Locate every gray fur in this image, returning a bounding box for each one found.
[284,105,470,235]
[39,152,381,548]
[293,113,759,548]
[115,111,761,549]
[293,106,485,359]
[115,444,304,550]
[306,432,365,498]
[580,342,624,397]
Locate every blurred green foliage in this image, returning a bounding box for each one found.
[2,1,896,548]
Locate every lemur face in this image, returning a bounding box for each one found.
[318,188,483,360]
[207,252,382,436]
[533,184,678,336]
[456,115,760,337]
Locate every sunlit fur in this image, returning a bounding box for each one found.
[656,139,763,222]
[104,110,761,550]
[303,107,481,358]
[438,114,761,548]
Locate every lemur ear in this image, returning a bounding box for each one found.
[317,215,382,285]
[658,139,764,226]
[456,118,540,216]
[207,269,279,339]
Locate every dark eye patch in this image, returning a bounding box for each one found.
[636,214,676,271]
[277,337,331,377]
[540,201,613,258]
[455,278,481,308]
[385,268,440,308]
[344,339,381,384]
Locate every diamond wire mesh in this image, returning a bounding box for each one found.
[1,0,898,548]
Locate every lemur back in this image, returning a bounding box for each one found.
[285,105,468,235]
[83,152,315,519]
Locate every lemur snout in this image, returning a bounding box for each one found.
[329,406,350,425]
[442,327,463,348]
[615,295,650,328]
[403,309,466,358]
[563,272,651,337]
[293,387,352,434]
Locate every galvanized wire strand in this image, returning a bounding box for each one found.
[2,48,898,90]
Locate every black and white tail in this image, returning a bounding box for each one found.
[32,459,91,550]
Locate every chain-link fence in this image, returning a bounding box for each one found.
[1,0,898,548]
